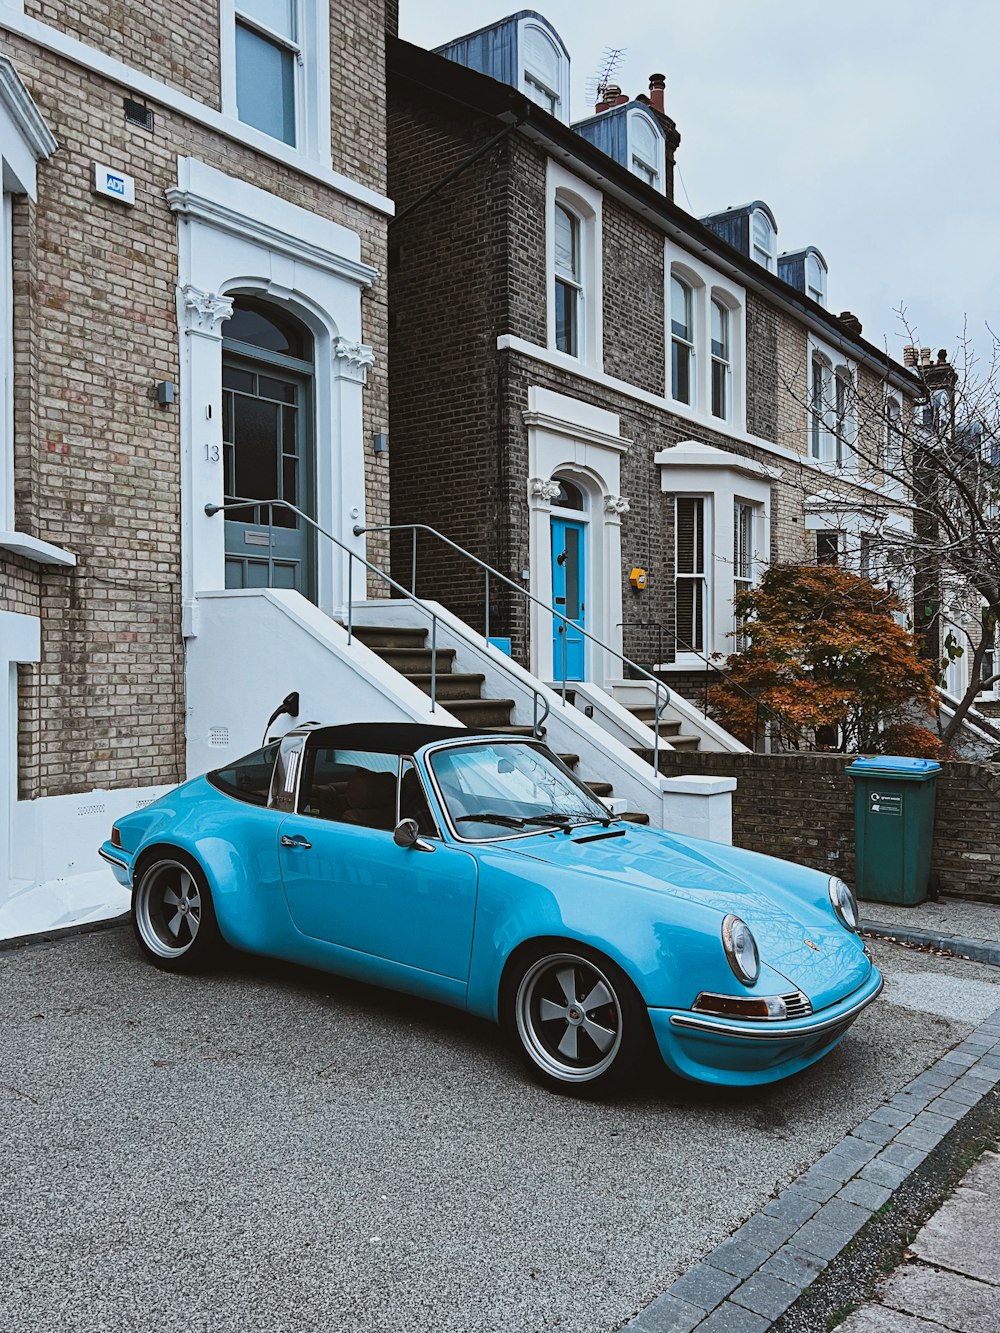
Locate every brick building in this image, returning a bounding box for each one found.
[0,0,395,927]
[387,13,923,700]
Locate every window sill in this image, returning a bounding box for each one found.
[0,530,76,566]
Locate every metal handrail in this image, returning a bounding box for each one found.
[204,499,551,738]
[621,616,819,752]
[356,521,673,771]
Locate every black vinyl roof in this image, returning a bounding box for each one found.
[303,723,510,754]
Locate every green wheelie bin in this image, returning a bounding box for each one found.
[845,756,941,906]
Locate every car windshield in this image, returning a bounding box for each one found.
[428,741,611,841]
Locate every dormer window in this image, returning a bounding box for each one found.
[806,252,827,306]
[520,20,568,120]
[627,109,665,191]
[751,208,776,271]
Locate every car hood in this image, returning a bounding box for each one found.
[495,824,870,1004]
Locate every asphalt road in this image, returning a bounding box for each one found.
[2,928,998,1333]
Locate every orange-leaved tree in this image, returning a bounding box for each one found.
[710,564,941,756]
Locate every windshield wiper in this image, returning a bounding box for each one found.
[455,813,533,829]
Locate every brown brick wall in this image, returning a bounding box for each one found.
[602,198,664,396]
[655,749,1000,903]
[745,290,778,443]
[0,553,39,618]
[24,0,221,107]
[2,27,389,797]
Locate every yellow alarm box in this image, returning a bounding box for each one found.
[629,567,647,590]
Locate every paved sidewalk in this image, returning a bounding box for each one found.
[630,997,1000,1331]
[860,895,1000,967]
[837,1150,1000,1332]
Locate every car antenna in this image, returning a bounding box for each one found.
[261,691,300,747]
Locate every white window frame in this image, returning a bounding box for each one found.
[751,208,777,271]
[220,0,330,163]
[0,60,56,532]
[670,271,697,408]
[710,294,732,422]
[733,499,756,651]
[806,251,827,306]
[546,162,603,370]
[980,605,998,701]
[627,107,666,192]
[808,335,856,468]
[674,495,709,656]
[657,443,772,666]
[518,18,570,123]
[553,201,582,358]
[665,243,746,432]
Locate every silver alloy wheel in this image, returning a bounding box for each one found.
[135,860,204,960]
[515,952,623,1083]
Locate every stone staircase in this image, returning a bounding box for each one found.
[621,699,701,753]
[352,623,650,824]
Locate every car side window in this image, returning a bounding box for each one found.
[208,741,280,806]
[298,748,400,832]
[399,758,438,837]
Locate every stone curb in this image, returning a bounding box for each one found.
[0,911,129,954]
[859,918,1000,968]
[628,1004,1000,1332]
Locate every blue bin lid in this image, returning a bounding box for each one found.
[846,755,941,776]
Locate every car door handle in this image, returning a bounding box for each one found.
[280,834,312,849]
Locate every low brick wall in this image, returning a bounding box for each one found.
[653,751,1000,903]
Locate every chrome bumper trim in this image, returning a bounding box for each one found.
[668,975,884,1042]
[98,846,129,873]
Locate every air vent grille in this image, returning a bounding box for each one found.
[123,98,154,131]
[77,802,107,817]
[209,727,230,748]
[782,990,813,1019]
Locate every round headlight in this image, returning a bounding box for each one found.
[722,914,760,985]
[829,876,859,932]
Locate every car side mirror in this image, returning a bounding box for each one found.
[393,818,434,853]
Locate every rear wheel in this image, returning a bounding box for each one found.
[132,855,222,973]
[502,943,649,1095]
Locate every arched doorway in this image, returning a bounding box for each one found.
[221,297,315,600]
[550,476,588,680]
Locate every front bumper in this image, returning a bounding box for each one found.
[98,842,133,888]
[649,965,884,1086]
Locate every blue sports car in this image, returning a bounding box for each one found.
[100,723,881,1094]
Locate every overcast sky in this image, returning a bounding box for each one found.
[399,0,999,370]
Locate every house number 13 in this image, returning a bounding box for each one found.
[204,444,220,462]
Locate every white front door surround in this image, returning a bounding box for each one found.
[525,386,630,684]
[169,157,378,632]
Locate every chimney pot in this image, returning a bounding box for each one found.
[920,347,932,366]
[903,344,917,367]
[937,348,949,363]
[649,72,666,113]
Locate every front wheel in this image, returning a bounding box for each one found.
[502,944,650,1095]
[132,855,222,973]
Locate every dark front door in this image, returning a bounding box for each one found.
[221,298,315,600]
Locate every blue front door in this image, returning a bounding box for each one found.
[551,516,586,680]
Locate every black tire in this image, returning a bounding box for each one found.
[500,940,650,1096]
[131,851,223,973]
